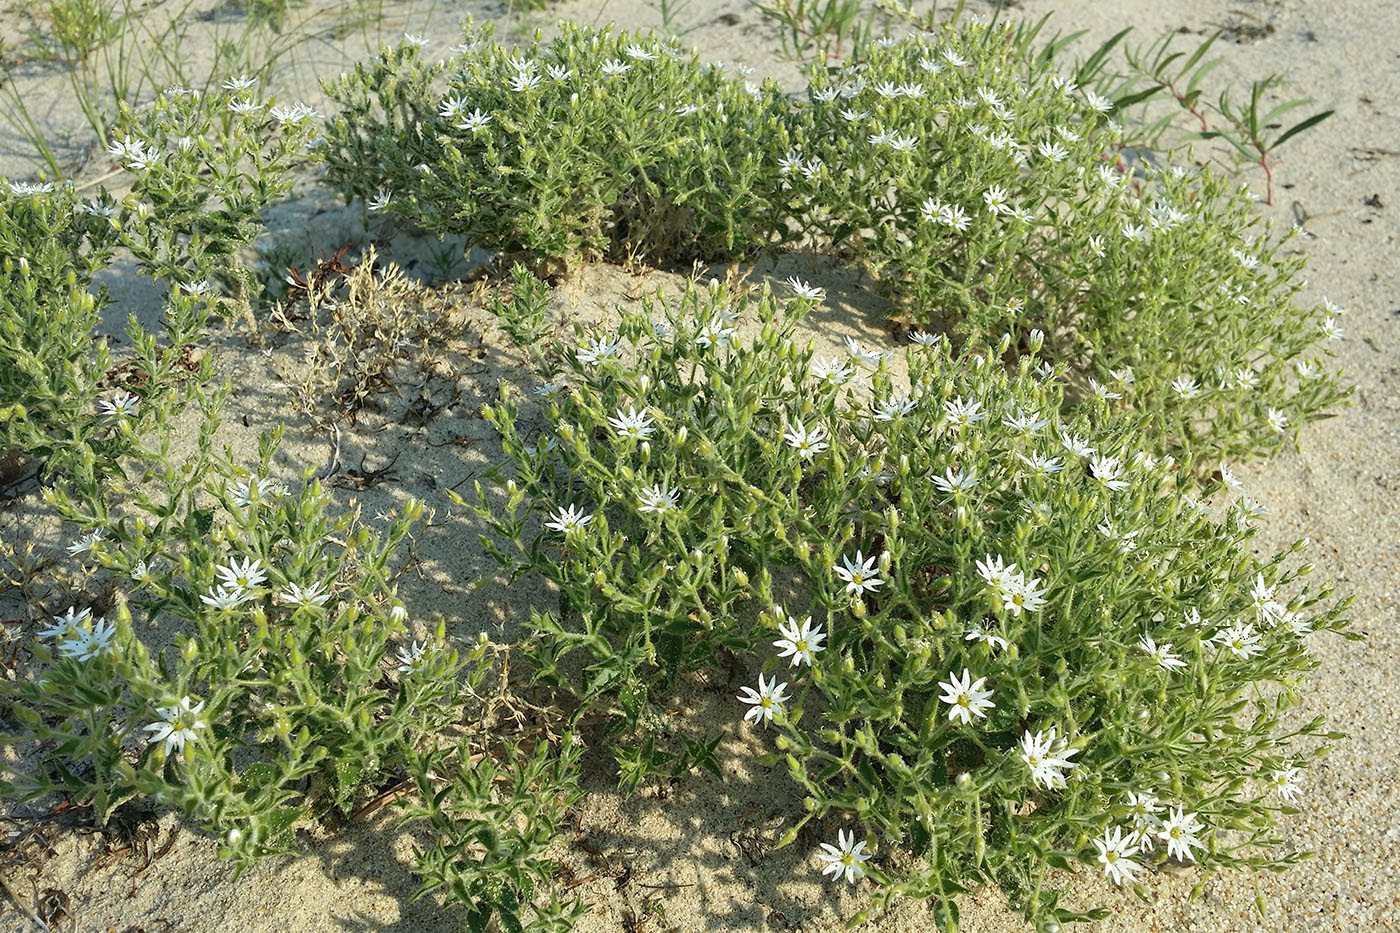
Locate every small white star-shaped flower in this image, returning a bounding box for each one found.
[937,668,995,725]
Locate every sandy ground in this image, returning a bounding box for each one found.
[0,0,1397,930]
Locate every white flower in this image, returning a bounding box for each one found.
[811,356,855,387]
[784,421,829,459]
[778,150,805,175]
[396,640,429,673]
[217,557,267,591]
[737,673,790,727]
[1089,455,1129,491]
[366,190,392,212]
[222,75,257,91]
[1249,573,1277,616]
[58,617,117,661]
[1084,90,1113,113]
[908,330,941,347]
[625,43,659,61]
[98,390,140,418]
[278,581,331,609]
[1017,451,1063,476]
[983,185,1012,215]
[1093,825,1141,886]
[1172,375,1201,399]
[229,476,286,506]
[9,181,55,196]
[816,829,871,884]
[636,484,679,515]
[507,68,542,93]
[269,103,321,124]
[40,607,92,640]
[1219,463,1244,493]
[842,336,889,367]
[695,321,735,349]
[942,48,968,67]
[228,97,263,115]
[1234,366,1260,390]
[1088,378,1121,401]
[1215,621,1262,659]
[143,696,207,757]
[975,554,1018,591]
[1138,633,1186,672]
[1157,807,1205,862]
[1001,572,1049,615]
[833,551,884,596]
[773,615,826,667]
[1037,140,1069,163]
[576,334,621,364]
[201,583,254,610]
[544,504,593,535]
[786,276,826,302]
[1019,726,1079,789]
[943,396,984,428]
[931,466,978,494]
[937,668,995,725]
[67,529,104,557]
[547,64,572,81]
[870,394,915,422]
[964,626,1009,653]
[1125,791,1163,846]
[1266,407,1289,433]
[600,59,632,77]
[887,133,917,152]
[1270,766,1302,802]
[1003,409,1049,435]
[609,406,655,441]
[456,108,492,132]
[439,95,470,120]
[1095,519,1140,553]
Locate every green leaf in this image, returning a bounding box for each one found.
[1271,109,1334,149]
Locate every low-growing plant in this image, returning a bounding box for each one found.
[0,0,389,174]
[404,728,589,933]
[2,409,464,865]
[783,26,1350,464]
[318,19,1346,468]
[318,22,791,272]
[488,262,554,349]
[472,279,1352,929]
[0,77,314,490]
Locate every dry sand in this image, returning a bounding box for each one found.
[0,0,1397,930]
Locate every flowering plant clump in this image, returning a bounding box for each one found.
[474,281,1351,928]
[2,414,462,865]
[320,19,1346,466]
[783,24,1349,464]
[318,21,789,270]
[0,76,313,488]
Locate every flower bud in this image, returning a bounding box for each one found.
[1027,328,1045,353]
[851,598,866,619]
[878,551,891,574]
[675,425,687,446]
[795,540,810,561]
[733,567,749,587]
